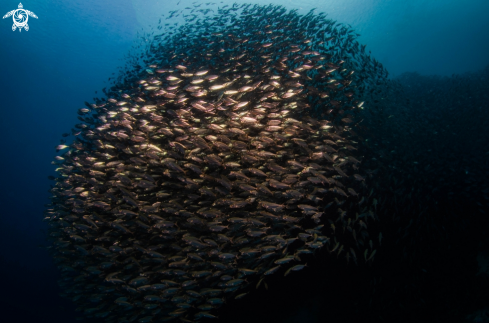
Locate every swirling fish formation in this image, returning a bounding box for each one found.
[45,3,385,323]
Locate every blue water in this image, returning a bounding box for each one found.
[1,0,488,322]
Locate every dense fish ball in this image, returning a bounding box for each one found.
[45,3,384,322]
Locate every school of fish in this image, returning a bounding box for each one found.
[44,3,388,323]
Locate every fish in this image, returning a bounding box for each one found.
[45,3,380,322]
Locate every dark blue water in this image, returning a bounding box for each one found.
[1,1,488,322]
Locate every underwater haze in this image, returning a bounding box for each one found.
[1,0,489,323]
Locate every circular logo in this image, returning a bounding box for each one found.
[13,9,27,27]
